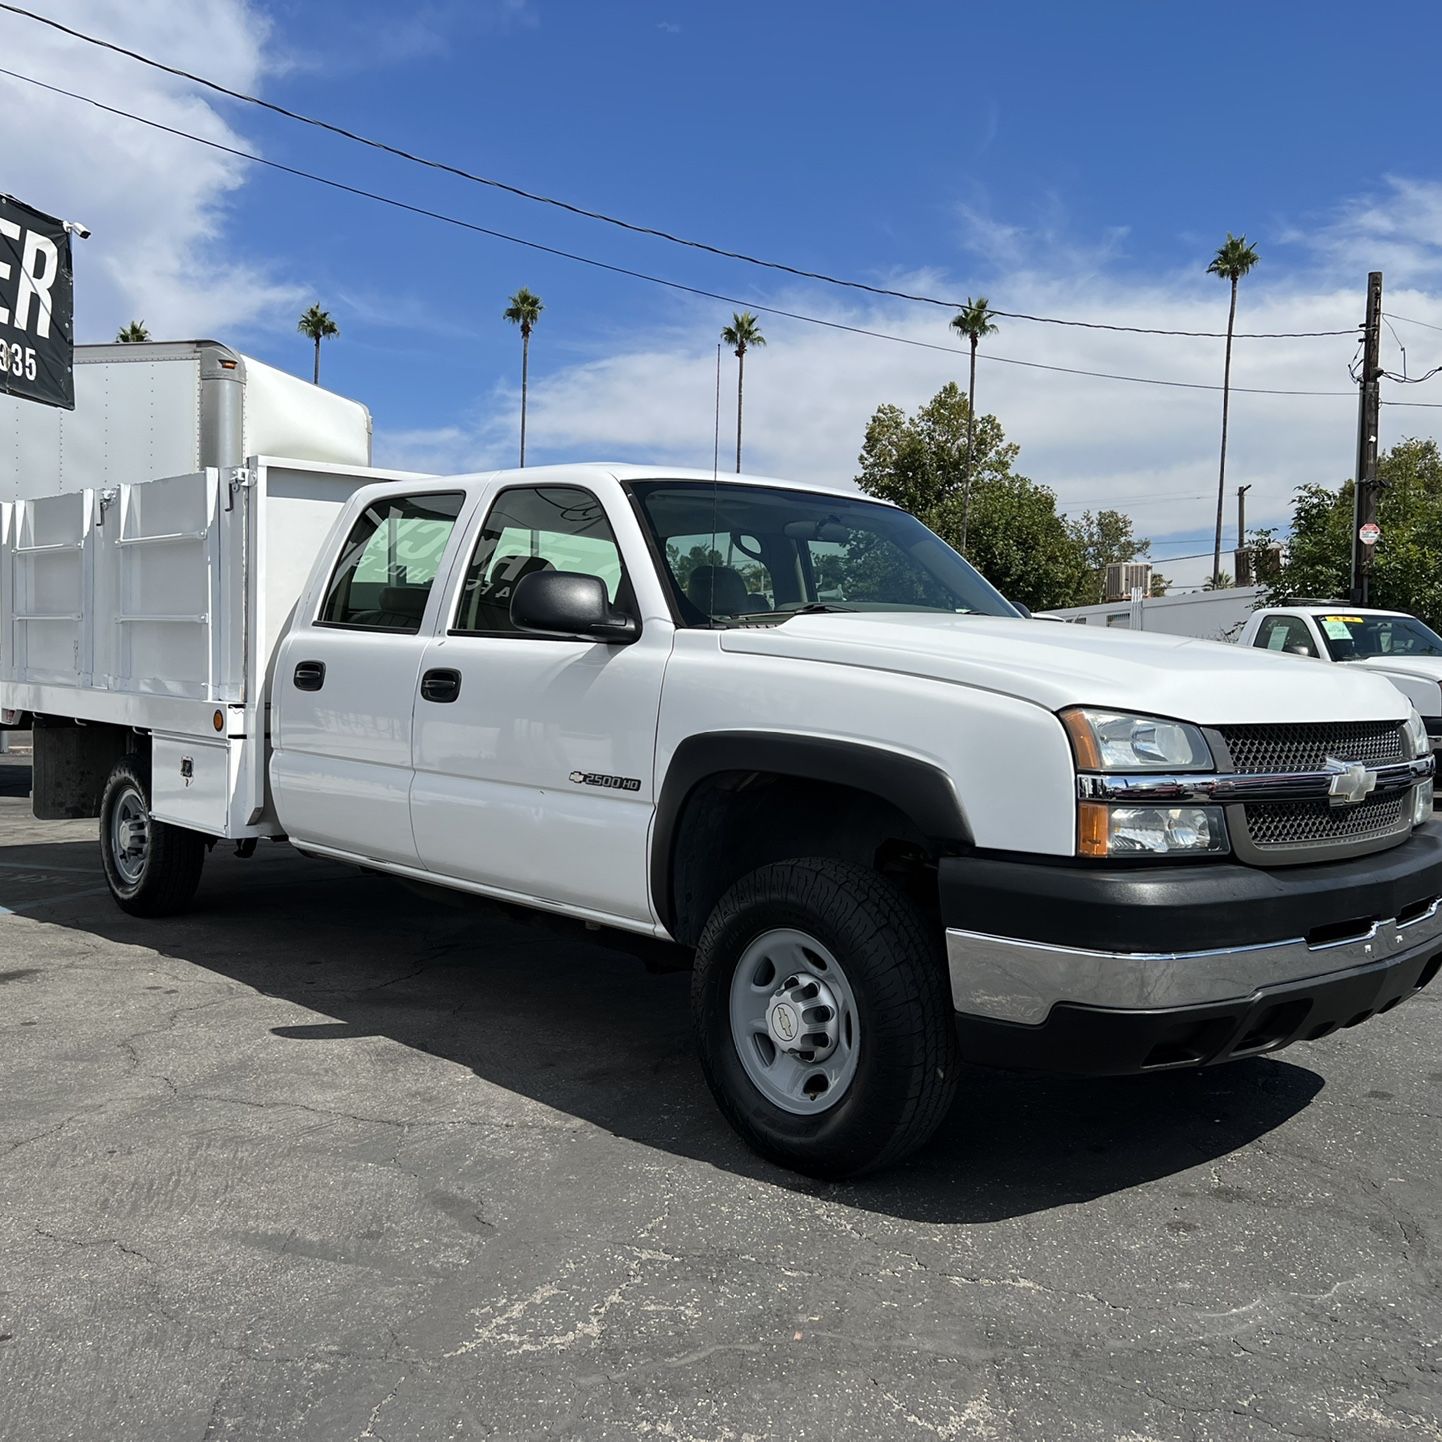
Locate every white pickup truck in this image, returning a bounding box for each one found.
[1238,604,1442,755]
[4,460,1441,1177]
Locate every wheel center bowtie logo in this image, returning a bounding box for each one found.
[770,1003,798,1042]
[1324,755,1377,808]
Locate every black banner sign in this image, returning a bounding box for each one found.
[0,194,75,411]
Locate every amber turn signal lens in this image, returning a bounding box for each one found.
[1060,708,1102,770]
[213,709,224,732]
[1078,801,1109,858]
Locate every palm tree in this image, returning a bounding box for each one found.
[720,311,766,472]
[1206,234,1260,586]
[949,297,999,556]
[503,288,544,466]
[115,321,149,343]
[297,304,339,385]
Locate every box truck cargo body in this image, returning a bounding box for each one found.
[0,340,372,499]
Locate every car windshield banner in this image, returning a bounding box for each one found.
[0,194,75,411]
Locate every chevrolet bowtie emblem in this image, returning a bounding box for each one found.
[1324,755,1378,808]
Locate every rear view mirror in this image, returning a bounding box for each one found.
[511,570,638,643]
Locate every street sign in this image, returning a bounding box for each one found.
[1359,522,1381,547]
[0,194,75,411]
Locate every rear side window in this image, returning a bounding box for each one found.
[452,486,626,635]
[318,492,464,632]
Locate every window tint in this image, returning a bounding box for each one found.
[319,492,463,632]
[666,532,774,615]
[453,486,626,635]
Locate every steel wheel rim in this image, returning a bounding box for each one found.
[110,785,150,888]
[728,927,861,1115]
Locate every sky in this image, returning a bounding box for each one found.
[2,0,1441,588]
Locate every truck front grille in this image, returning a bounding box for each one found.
[1218,721,1406,776]
[1242,792,1408,850]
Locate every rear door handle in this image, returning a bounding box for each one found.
[293,660,326,692]
[420,667,462,704]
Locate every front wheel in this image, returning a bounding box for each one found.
[692,858,959,1179]
[99,755,206,917]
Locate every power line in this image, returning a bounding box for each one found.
[1384,312,1442,335]
[0,1,1360,342]
[0,66,1362,403]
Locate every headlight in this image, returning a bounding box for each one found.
[1406,707,1429,760]
[1061,708,1214,772]
[1079,802,1229,857]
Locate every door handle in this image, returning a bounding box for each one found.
[293,660,326,692]
[420,667,462,704]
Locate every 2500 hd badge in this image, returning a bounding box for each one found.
[569,770,642,792]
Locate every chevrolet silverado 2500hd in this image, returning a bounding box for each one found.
[4,460,1440,1177]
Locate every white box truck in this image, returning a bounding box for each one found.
[3,364,1441,1177]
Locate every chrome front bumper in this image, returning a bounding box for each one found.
[946,898,1442,1024]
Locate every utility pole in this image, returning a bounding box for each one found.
[1351,271,1383,605]
[1236,484,1252,584]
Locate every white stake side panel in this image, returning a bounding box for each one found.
[0,456,428,837]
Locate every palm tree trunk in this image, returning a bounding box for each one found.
[961,337,978,555]
[313,334,321,386]
[1212,278,1238,585]
[735,348,745,473]
[519,329,530,467]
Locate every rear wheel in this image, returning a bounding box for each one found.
[692,857,959,1178]
[99,755,206,917]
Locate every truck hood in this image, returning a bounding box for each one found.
[719,613,1409,725]
[1351,654,1442,685]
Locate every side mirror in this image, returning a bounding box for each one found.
[1012,601,1032,618]
[511,570,638,643]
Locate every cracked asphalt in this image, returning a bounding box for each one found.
[1,751,1441,1441]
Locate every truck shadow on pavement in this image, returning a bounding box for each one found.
[4,836,1326,1225]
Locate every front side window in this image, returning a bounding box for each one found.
[631,481,1018,626]
[318,491,463,632]
[453,486,627,635]
[1257,617,1317,656]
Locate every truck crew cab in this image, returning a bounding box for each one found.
[6,456,1441,1177]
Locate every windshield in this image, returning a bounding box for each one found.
[1314,611,1442,661]
[630,481,1020,626]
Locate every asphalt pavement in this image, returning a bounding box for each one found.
[1,752,1440,1441]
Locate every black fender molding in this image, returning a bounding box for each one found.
[651,730,968,936]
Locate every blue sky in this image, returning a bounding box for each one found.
[3,0,1442,585]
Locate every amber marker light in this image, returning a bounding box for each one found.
[1078,801,1109,858]
[213,710,224,732]
[1060,708,1102,770]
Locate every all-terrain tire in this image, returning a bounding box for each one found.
[99,754,206,917]
[692,857,959,1179]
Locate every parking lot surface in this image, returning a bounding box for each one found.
[1,757,1440,1442]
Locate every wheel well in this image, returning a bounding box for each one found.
[665,770,944,947]
[31,718,143,820]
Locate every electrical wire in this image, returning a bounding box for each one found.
[0,66,1362,402]
[0,1,1361,341]
[1384,312,1442,335]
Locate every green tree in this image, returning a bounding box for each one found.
[855,382,1085,611]
[1206,234,1260,586]
[297,304,339,385]
[949,296,999,555]
[1068,509,1152,604]
[115,320,149,343]
[503,287,544,466]
[720,311,766,472]
[1149,571,1169,597]
[1268,438,1442,624]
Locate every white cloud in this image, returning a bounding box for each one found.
[0,0,301,341]
[376,197,1442,590]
